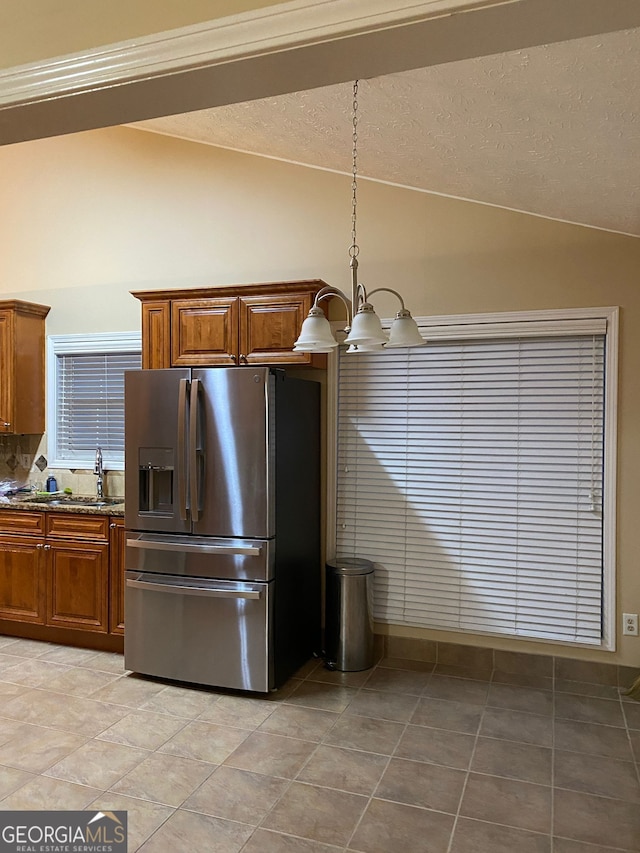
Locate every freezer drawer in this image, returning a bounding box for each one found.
[126,533,275,581]
[124,571,274,692]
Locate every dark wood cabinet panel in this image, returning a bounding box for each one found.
[141,301,171,370]
[171,297,239,366]
[0,300,50,434]
[239,292,315,364]
[0,536,45,624]
[47,541,109,632]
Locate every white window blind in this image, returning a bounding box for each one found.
[47,333,141,470]
[336,331,607,646]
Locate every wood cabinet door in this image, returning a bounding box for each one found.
[0,310,13,432]
[142,301,171,369]
[0,536,45,623]
[0,302,49,434]
[109,519,126,635]
[239,293,315,365]
[171,298,239,366]
[47,541,109,632]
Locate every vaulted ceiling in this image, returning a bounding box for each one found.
[131,26,640,237]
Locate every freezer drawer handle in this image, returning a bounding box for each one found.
[127,538,262,556]
[126,578,264,600]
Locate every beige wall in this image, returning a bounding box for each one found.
[1,126,639,665]
[0,1,282,68]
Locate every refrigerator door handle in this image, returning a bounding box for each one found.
[126,537,263,556]
[126,577,264,600]
[189,377,202,523]
[177,378,189,521]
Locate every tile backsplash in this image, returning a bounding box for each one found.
[0,434,124,498]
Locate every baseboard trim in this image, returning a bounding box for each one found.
[378,634,639,692]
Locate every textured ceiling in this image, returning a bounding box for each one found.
[131,27,640,237]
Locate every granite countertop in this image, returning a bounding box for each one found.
[1,494,125,517]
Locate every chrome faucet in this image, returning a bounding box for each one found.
[94,447,104,498]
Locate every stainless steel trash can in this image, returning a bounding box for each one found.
[324,557,374,671]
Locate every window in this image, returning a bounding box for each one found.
[334,308,617,649]
[47,333,141,471]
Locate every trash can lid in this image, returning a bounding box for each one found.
[327,557,374,575]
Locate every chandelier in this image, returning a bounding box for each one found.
[293,80,425,354]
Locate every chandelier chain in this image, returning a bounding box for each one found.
[349,79,359,259]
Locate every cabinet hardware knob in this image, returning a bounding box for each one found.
[2,422,10,428]
[44,544,51,550]
[240,354,247,364]
[36,543,43,549]
[230,354,237,362]
[110,523,117,528]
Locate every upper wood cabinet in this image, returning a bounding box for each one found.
[0,300,50,434]
[132,281,328,369]
[172,296,238,366]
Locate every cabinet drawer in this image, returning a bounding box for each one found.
[0,509,45,536]
[46,513,109,541]
[125,571,272,691]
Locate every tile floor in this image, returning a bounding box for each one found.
[0,634,639,852]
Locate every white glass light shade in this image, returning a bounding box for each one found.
[385,310,426,348]
[293,308,339,352]
[293,342,337,352]
[343,303,388,347]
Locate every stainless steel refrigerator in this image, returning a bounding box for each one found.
[124,367,320,693]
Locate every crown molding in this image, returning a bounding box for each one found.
[3,0,640,147]
[0,0,510,108]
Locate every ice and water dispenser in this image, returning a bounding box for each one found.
[137,448,174,514]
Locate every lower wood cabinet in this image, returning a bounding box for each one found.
[0,534,46,624]
[47,541,109,632]
[46,511,110,633]
[0,510,46,625]
[0,509,124,638]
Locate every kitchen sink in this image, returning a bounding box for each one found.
[21,495,123,507]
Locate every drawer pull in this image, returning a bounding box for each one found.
[126,578,263,600]
[127,538,261,556]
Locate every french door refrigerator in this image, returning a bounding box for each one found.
[124,366,320,693]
